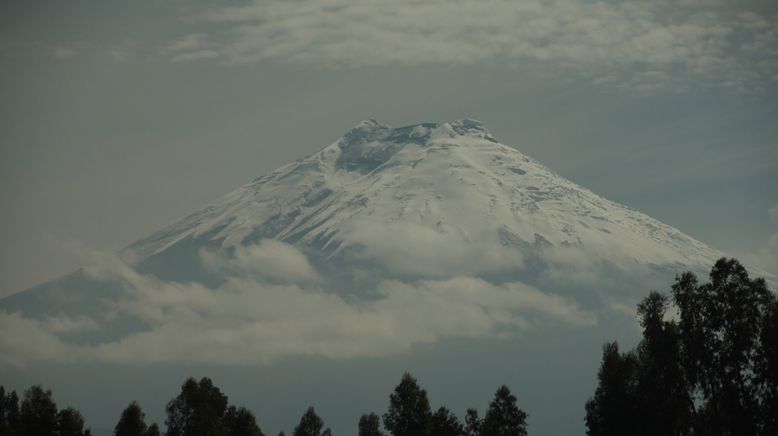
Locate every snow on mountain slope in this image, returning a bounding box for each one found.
[0,118,756,368]
[124,118,721,277]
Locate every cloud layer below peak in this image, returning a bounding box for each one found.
[0,241,595,366]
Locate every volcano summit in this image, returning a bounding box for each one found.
[126,118,720,285]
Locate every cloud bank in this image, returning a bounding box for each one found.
[200,239,320,283]
[164,0,778,92]
[0,241,594,366]
[343,220,525,278]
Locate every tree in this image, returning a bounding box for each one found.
[7,391,19,433]
[56,407,90,436]
[1,387,20,436]
[18,385,58,436]
[223,406,265,436]
[464,409,481,436]
[292,407,327,436]
[480,385,527,436]
[585,343,638,436]
[672,258,775,435]
[382,373,431,436]
[165,377,229,436]
[586,295,694,436]
[144,424,161,436]
[114,402,149,436]
[358,413,383,436]
[757,299,778,435]
[429,407,464,436]
[633,292,692,436]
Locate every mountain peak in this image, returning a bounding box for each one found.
[116,118,724,283]
[340,119,390,147]
[334,119,495,174]
[451,117,487,132]
[340,118,495,147]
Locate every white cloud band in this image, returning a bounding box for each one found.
[0,243,594,366]
[164,0,778,92]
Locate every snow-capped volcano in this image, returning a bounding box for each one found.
[0,118,751,373]
[124,118,720,279]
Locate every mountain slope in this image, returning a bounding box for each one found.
[1,118,733,325]
[123,118,720,279]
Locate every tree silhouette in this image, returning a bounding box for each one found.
[757,299,778,435]
[144,424,160,436]
[223,406,265,436]
[673,258,775,435]
[429,407,465,436]
[55,407,90,436]
[292,407,328,436]
[1,387,20,435]
[165,377,228,436]
[464,409,481,436]
[585,343,638,436]
[587,258,777,436]
[114,402,160,436]
[480,385,527,436]
[382,373,431,436]
[18,385,58,436]
[358,413,383,436]
[114,401,149,436]
[633,292,692,436]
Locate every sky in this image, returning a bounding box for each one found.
[1,0,777,297]
[1,1,777,434]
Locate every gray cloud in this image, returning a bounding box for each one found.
[200,239,320,283]
[342,220,525,278]
[41,314,99,334]
[0,312,71,367]
[89,274,593,364]
[164,0,778,92]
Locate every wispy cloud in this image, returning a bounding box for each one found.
[106,39,140,63]
[52,46,77,60]
[162,33,221,62]
[0,312,70,367]
[163,0,778,92]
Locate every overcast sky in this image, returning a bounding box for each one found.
[1,0,777,297]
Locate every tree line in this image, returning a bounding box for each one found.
[0,372,527,436]
[1,257,775,436]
